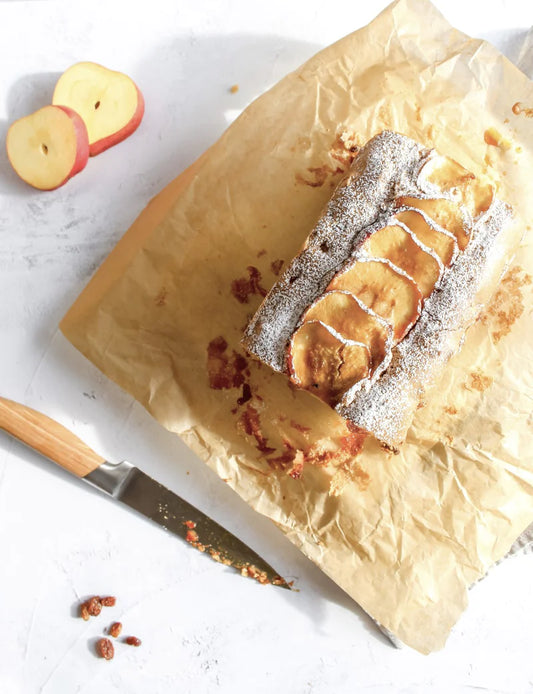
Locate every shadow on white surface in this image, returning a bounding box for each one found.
[123,32,323,193]
[481,28,531,68]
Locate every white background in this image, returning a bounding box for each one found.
[1,1,532,692]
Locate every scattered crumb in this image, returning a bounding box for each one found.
[330,132,360,166]
[270,258,284,276]
[237,382,252,406]
[229,84,239,94]
[96,638,114,660]
[464,370,493,393]
[230,266,267,303]
[479,265,532,342]
[154,287,168,306]
[206,336,249,390]
[512,102,533,117]
[484,128,511,150]
[289,420,311,433]
[238,405,275,454]
[186,529,199,544]
[80,595,116,620]
[109,622,122,638]
[240,564,269,584]
[295,164,344,188]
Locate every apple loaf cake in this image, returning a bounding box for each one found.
[242,131,512,448]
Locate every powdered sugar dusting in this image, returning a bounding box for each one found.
[242,131,512,447]
[338,198,510,445]
[242,132,424,368]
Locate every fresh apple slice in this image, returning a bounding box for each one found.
[288,321,370,405]
[328,259,422,342]
[302,291,392,372]
[362,224,441,298]
[395,196,470,251]
[53,61,144,156]
[6,105,89,190]
[393,210,458,266]
[418,155,494,220]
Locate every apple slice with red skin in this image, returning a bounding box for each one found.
[393,210,458,267]
[288,321,370,405]
[53,61,144,156]
[394,196,471,251]
[418,154,493,220]
[362,224,442,298]
[6,105,89,190]
[328,259,422,342]
[302,291,391,372]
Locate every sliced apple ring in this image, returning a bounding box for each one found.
[393,210,458,267]
[418,154,494,220]
[288,321,371,405]
[6,105,89,190]
[361,224,442,299]
[302,291,392,372]
[395,196,470,251]
[53,61,145,156]
[328,259,422,342]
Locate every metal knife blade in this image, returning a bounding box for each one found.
[86,461,290,587]
[0,396,290,589]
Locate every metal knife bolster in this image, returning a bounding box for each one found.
[84,460,136,497]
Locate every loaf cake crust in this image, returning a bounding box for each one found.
[242,131,512,448]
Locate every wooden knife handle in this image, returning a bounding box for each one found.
[0,397,104,477]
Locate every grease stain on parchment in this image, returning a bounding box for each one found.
[512,102,533,118]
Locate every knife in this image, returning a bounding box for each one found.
[0,396,290,589]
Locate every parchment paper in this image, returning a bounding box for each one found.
[61,0,533,653]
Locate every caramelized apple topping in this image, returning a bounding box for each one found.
[362,224,441,298]
[395,196,470,251]
[283,151,496,413]
[418,154,494,220]
[393,210,457,267]
[419,154,474,191]
[288,321,370,405]
[303,291,391,372]
[328,259,422,342]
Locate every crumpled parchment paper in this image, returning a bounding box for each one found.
[61,0,533,653]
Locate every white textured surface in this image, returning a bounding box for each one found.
[0,1,532,692]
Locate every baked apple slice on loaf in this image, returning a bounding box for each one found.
[242,131,512,448]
